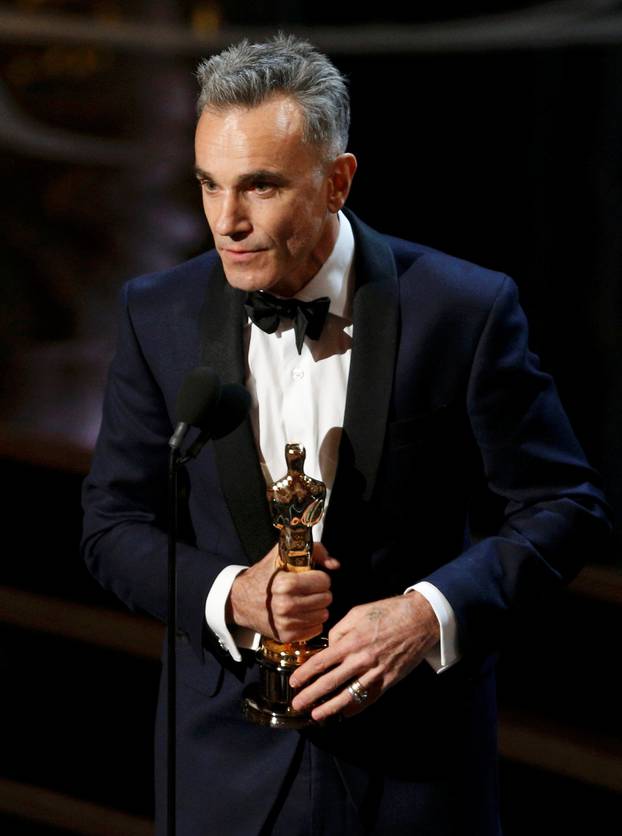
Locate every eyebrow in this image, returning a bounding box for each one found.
[193,166,290,188]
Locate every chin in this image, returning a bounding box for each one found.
[221,268,280,294]
[219,251,280,291]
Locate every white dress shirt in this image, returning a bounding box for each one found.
[205,211,460,673]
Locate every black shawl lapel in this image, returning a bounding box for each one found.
[322,209,399,548]
[199,258,276,564]
[315,211,399,820]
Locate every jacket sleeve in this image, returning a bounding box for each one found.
[80,282,233,661]
[422,276,612,659]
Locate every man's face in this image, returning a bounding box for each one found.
[194,96,353,296]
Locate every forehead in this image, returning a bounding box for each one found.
[195,96,322,174]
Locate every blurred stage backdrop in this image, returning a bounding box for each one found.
[0,2,620,833]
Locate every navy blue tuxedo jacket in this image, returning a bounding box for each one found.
[82,210,610,835]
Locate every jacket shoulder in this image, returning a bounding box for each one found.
[122,249,219,317]
[378,233,511,319]
[115,249,220,378]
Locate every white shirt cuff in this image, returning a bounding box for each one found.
[204,564,261,662]
[405,581,460,674]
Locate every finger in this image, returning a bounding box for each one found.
[276,608,330,632]
[288,640,348,689]
[291,655,364,713]
[274,569,332,596]
[267,607,327,641]
[278,606,329,624]
[276,622,326,643]
[280,592,332,622]
[312,542,340,571]
[312,674,379,723]
[290,632,367,700]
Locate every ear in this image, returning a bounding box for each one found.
[326,153,357,213]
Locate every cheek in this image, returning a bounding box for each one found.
[279,206,325,258]
[260,215,302,259]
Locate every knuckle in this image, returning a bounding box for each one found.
[274,598,296,618]
[359,649,376,669]
[271,598,287,617]
[274,573,292,593]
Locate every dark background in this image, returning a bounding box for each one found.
[1,2,620,833]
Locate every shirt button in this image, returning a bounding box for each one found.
[291,367,304,381]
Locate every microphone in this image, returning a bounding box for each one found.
[168,366,222,450]
[183,382,251,461]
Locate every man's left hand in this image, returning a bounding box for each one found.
[289,591,440,722]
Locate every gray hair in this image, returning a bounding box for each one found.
[195,33,350,159]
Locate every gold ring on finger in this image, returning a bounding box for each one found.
[346,678,369,704]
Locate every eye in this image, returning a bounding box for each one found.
[252,181,275,194]
[198,178,218,193]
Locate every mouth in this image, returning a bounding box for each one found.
[221,248,267,263]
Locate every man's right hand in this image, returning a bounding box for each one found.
[226,543,339,643]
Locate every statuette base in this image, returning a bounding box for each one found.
[242,637,328,730]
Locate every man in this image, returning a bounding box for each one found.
[82,34,610,835]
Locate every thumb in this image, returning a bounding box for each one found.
[312,541,340,571]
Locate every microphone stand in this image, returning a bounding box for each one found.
[165,378,249,834]
[167,440,203,836]
[167,445,181,836]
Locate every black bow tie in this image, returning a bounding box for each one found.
[244,291,330,355]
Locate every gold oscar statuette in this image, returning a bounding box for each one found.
[242,443,327,729]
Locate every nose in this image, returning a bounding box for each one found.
[212,190,251,238]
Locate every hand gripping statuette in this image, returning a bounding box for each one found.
[242,443,327,729]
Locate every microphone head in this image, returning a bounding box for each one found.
[176,366,221,427]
